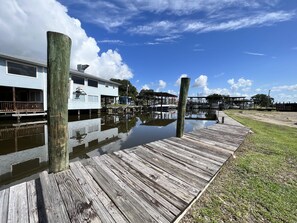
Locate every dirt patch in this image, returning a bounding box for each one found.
[231,110,297,128]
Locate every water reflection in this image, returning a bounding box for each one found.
[0,110,216,189]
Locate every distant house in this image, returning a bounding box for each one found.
[0,53,120,116]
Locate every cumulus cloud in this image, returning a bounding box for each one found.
[141,84,150,90]
[193,75,208,88]
[175,74,188,86]
[156,80,167,92]
[167,89,178,95]
[228,78,252,91]
[0,0,133,80]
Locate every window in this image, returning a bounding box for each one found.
[88,95,98,102]
[7,61,37,77]
[88,79,98,87]
[72,75,84,85]
[98,81,105,85]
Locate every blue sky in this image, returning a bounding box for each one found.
[1,0,297,102]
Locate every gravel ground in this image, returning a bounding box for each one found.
[229,110,297,128]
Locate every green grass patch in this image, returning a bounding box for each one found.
[181,111,297,223]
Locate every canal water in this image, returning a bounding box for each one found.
[0,110,216,189]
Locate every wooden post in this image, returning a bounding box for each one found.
[12,87,16,111]
[47,31,71,173]
[176,77,190,138]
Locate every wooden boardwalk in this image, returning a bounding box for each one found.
[0,122,249,223]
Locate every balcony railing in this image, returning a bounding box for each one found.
[0,101,44,113]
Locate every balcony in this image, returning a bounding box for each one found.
[0,101,44,113]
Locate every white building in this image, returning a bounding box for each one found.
[0,53,120,116]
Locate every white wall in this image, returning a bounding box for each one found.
[0,56,119,111]
[0,58,46,90]
[99,82,118,97]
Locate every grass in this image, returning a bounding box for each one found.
[181,110,297,223]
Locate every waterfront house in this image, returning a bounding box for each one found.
[0,53,120,117]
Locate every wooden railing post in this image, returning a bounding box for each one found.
[176,77,190,138]
[47,31,71,173]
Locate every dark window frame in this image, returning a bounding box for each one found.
[88,79,98,88]
[72,75,85,85]
[7,61,37,78]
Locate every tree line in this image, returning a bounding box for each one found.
[111,79,274,107]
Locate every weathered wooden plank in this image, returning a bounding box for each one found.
[26,180,39,223]
[132,146,207,190]
[186,132,239,149]
[183,134,235,153]
[92,156,171,223]
[85,158,157,223]
[200,128,246,142]
[115,150,198,203]
[55,169,101,223]
[208,125,249,136]
[70,161,128,223]
[188,130,241,147]
[8,182,28,223]
[183,134,237,152]
[0,188,9,223]
[142,144,212,182]
[39,171,70,223]
[143,143,213,181]
[162,138,227,163]
[34,179,47,223]
[193,128,244,144]
[99,154,179,221]
[151,141,220,173]
[166,136,231,159]
[108,153,187,210]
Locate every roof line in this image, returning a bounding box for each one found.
[0,52,121,85]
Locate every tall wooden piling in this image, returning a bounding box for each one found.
[176,77,190,138]
[47,31,71,173]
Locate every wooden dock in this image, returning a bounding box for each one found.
[0,119,249,222]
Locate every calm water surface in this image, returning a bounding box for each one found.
[0,110,216,189]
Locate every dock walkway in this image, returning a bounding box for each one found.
[0,115,249,223]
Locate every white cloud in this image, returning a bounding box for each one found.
[155,35,180,43]
[228,78,252,91]
[128,20,176,35]
[167,89,177,95]
[272,84,297,92]
[61,1,295,36]
[156,80,167,92]
[204,87,230,96]
[255,88,262,92]
[141,84,150,90]
[193,75,208,88]
[244,51,265,56]
[175,74,188,86]
[128,11,294,36]
[97,39,124,44]
[0,0,133,80]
